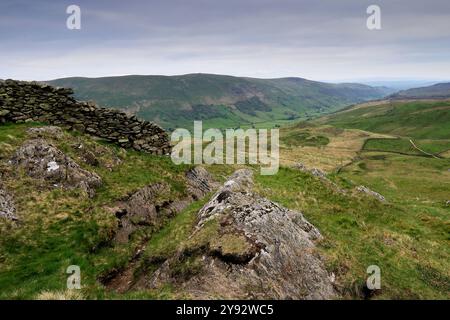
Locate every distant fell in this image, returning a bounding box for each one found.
[48,73,393,129]
[390,82,450,100]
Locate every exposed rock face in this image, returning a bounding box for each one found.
[113,183,178,243]
[0,187,17,221]
[70,140,122,170]
[112,167,218,244]
[293,162,346,194]
[0,79,170,155]
[10,139,102,197]
[101,166,220,291]
[26,126,64,139]
[149,169,337,299]
[355,185,386,202]
[185,166,220,200]
[310,168,327,179]
[293,162,327,179]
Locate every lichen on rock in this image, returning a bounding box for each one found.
[10,138,102,197]
[26,126,64,140]
[110,166,218,244]
[148,169,337,299]
[185,166,220,200]
[0,187,17,221]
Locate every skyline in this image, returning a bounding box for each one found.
[1,0,450,82]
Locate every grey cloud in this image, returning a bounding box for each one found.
[0,0,449,81]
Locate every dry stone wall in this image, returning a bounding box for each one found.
[0,79,171,155]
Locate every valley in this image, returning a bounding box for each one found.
[0,80,449,300]
[47,74,393,130]
[2,0,449,305]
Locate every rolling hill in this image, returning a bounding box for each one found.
[1,82,449,299]
[48,74,393,130]
[389,82,450,100]
[317,99,450,139]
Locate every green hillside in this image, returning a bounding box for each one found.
[319,100,450,139]
[48,74,392,130]
[390,82,450,100]
[363,138,450,157]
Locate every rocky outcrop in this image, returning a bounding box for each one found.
[0,187,17,221]
[101,166,219,291]
[149,169,337,299]
[310,167,327,179]
[0,79,170,155]
[293,162,330,180]
[10,139,102,197]
[111,167,218,244]
[355,185,386,202]
[112,183,178,243]
[293,162,346,194]
[185,166,220,200]
[293,164,386,202]
[26,126,64,139]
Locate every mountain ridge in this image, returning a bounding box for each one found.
[47,73,394,129]
[389,82,450,100]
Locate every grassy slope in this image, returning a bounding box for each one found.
[255,165,449,299]
[1,122,449,299]
[48,74,391,130]
[0,123,192,299]
[319,100,450,139]
[338,151,450,298]
[276,122,392,172]
[264,106,449,298]
[293,100,450,298]
[206,155,450,299]
[390,82,450,99]
[363,138,450,156]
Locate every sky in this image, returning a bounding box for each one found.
[1,0,450,82]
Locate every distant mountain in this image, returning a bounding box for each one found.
[48,74,393,129]
[352,79,448,90]
[389,83,450,100]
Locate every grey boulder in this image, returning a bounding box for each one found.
[150,169,337,299]
[10,139,102,197]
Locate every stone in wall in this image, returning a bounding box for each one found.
[0,79,171,155]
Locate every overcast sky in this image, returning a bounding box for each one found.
[1,0,450,82]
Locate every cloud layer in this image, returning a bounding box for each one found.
[1,0,450,81]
